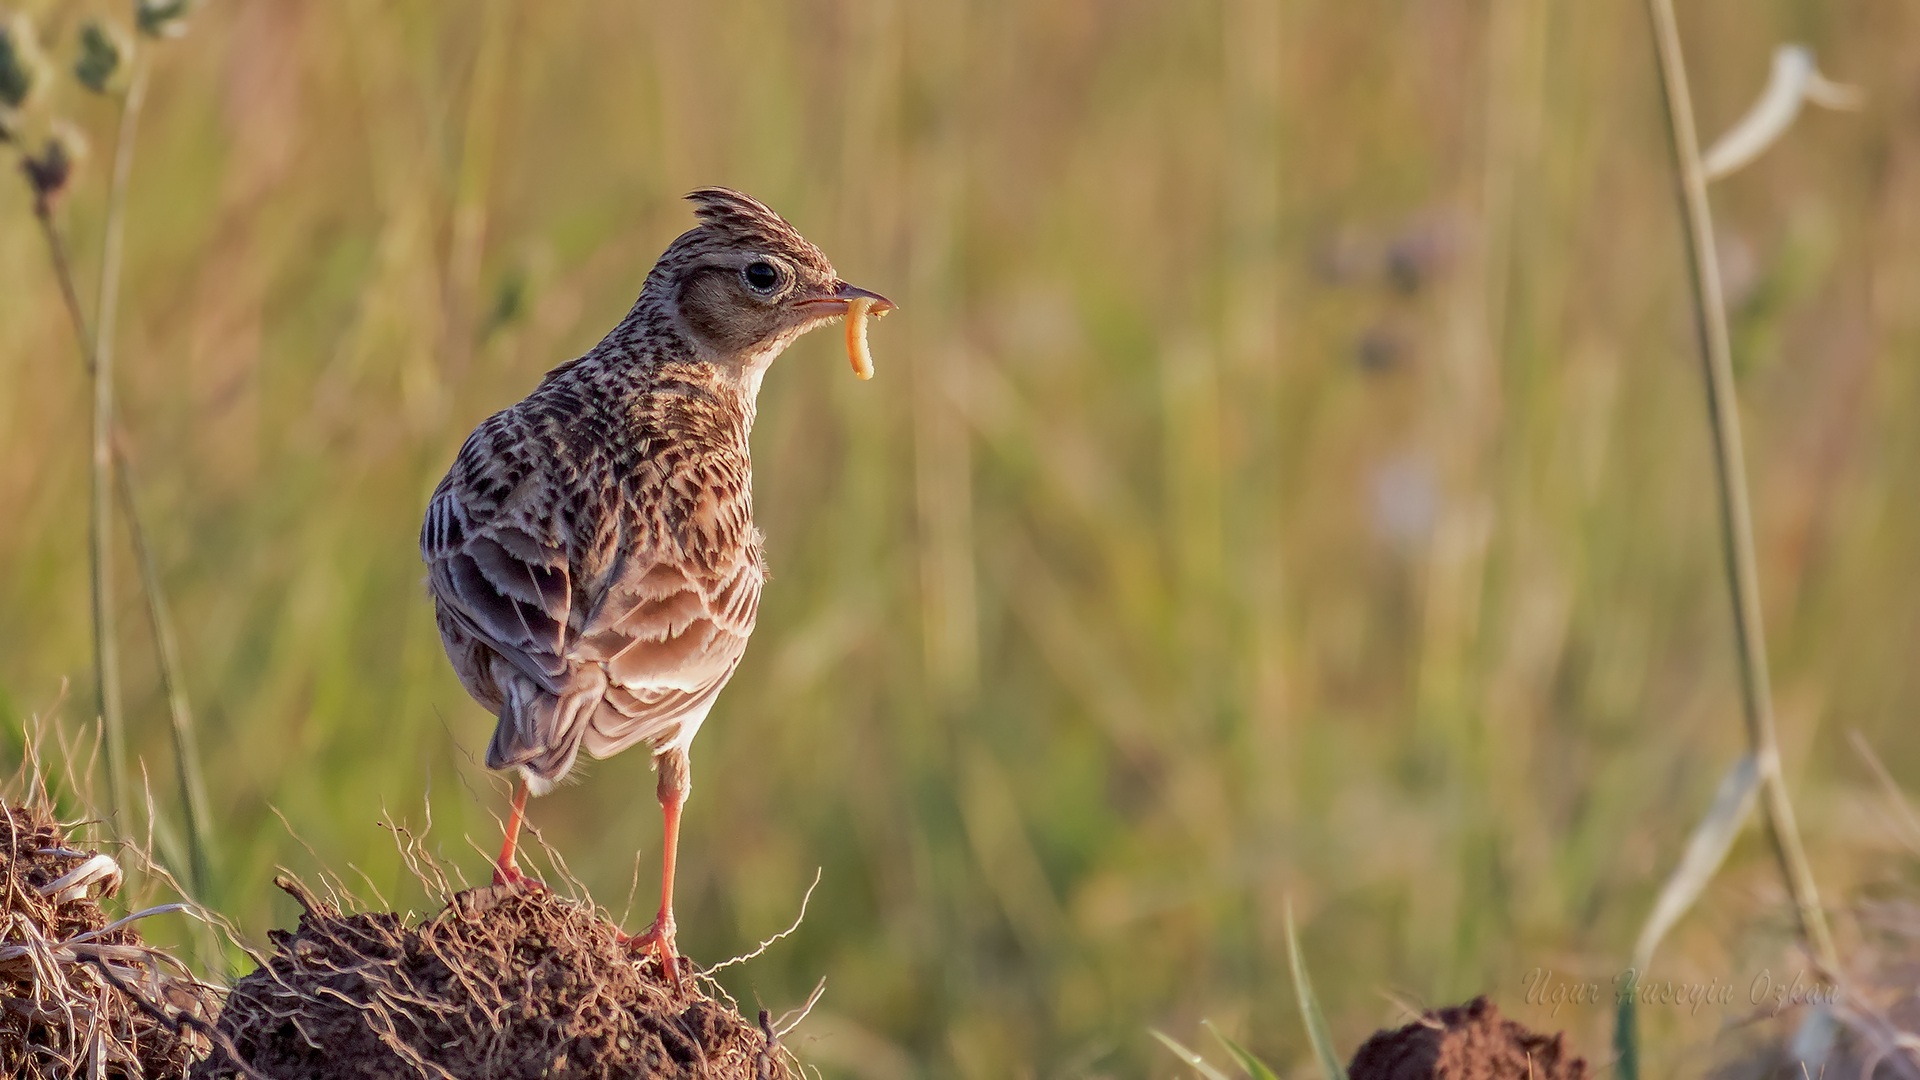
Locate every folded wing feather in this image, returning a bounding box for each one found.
[423,480,759,781]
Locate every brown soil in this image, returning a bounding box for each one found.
[0,802,210,1079]
[193,878,793,1080]
[1348,997,1588,1080]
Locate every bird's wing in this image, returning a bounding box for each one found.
[572,548,761,758]
[421,473,573,697]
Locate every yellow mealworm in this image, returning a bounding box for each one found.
[846,295,879,380]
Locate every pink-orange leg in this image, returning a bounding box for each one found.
[493,779,532,886]
[622,748,690,984]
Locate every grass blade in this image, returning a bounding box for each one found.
[1614,994,1639,1080]
[1151,1029,1235,1080]
[1286,900,1347,1080]
[1204,1019,1281,1080]
[1632,752,1759,972]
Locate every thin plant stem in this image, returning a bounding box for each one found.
[95,47,224,951]
[26,195,134,823]
[117,452,216,898]
[29,44,218,902]
[1641,0,1838,971]
[91,44,152,840]
[89,304,127,835]
[26,189,134,830]
[85,49,152,836]
[30,162,218,897]
[32,202,92,347]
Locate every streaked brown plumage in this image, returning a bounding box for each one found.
[421,188,891,976]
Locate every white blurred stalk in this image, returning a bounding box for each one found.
[1702,45,1863,182]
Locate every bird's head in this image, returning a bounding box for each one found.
[644,188,892,380]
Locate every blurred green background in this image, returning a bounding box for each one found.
[3,1,1919,1076]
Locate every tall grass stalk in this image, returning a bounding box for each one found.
[33,195,216,897]
[36,41,216,896]
[30,155,217,901]
[1640,0,1838,971]
[86,304,125,836]
[88,49,151,834]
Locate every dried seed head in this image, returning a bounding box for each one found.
[135,0,196,39]
[22,122,86,209]
[0,15,48,112]
[74,18,129,95]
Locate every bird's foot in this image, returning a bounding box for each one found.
[491,861,546,892]
[618,914,682,986]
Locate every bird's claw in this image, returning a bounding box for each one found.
[491,863,546,893]
[619,917,683,986]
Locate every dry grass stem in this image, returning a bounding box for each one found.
[85,49,152,836]
[1641,0,1839,971]
[0,791,214,1078]
[18,72,215,890]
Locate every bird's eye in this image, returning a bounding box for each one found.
[743,261,780,291]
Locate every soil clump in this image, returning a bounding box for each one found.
[0,802,211,1079]
[1347,997,1588,1080]
[194,878,792,1080]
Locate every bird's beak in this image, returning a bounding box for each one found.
[799,281,896,317]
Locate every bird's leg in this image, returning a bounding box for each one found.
[621,747,690,985]
[493,778,533,887]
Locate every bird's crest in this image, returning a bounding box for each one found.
[682,188,833,273]
[686,188,791,235]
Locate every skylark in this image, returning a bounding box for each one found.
[422,188,891,977]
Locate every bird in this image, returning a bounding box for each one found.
[420,188,891,979]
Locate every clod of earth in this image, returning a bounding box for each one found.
[1347,997,1588,1080]
[0,802,211,1080]
[194,879,793,1080]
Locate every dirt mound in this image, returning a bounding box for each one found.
[193,878,793,1080]
[0,802,212,1079]
[1348,997,1588,1080]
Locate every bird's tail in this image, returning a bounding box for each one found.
[486,661,608,796]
